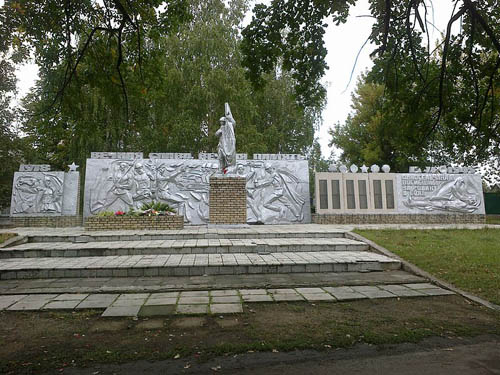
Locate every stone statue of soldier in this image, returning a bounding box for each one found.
[215,103,236,174]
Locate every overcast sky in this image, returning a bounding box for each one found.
[9,0,454,158]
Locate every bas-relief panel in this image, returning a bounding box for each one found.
[83,158,311,224]
[10,172,65,216]
[396,174,485,214]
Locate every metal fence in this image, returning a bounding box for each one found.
[484,193,500,214]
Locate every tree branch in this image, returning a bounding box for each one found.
[421,6,466,144]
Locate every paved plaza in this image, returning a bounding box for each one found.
[1,283,454,316]
[0,224,466,317]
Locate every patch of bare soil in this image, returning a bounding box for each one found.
[0,296,499,374]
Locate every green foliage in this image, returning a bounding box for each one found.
[242,0,500,166]
[96,211,115,217]
[140,201,174,213]
[329,78,433,171]
[241,0,353,107]
[0,53,26,210]
[16,0,319,174]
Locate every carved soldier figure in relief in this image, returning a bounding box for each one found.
[215,103,236,174]
[102,161,134,210]
[12,176,40,213]
[40,175,63,213]
[157,163,188,220]
[254,163,305,222]
[132,161,154,208]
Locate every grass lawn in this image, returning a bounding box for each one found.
[0,233,16,244]
[355,229,500,305]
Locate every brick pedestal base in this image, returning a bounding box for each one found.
[209,176,247,224]
[10,216,83,228]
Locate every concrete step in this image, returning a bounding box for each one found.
[1,238,369,258]
[0,251,401,280]
[22,226,347,243]
[1,284,455,315]
[0,270,425,295]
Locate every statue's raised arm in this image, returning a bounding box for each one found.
[216,102,236,174]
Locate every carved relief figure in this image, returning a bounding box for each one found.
[12,176,40,213]
[157,163,189,220]
[40,175,63,213]
[132,161,154,208]
[12,173,63,214]
[216,103,236,173]
[237,163,261,222]
[404,176,481,213]
[91,161,135,213]
[254,164,305,222]
[86,158,309,224]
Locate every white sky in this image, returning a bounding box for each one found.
[9,0,454,158]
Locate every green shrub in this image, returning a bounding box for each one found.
[140,201,175,213]
[96,211,115,217]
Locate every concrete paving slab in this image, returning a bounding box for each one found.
[301,293,336,301]
[211,296,241,304]
[180,291,209,297]
[268,288,297,294]
[210,303,243,314]
[43,300,81,309]
[101,305,141,317]
[176,304,209,314]
[178,296,210,304]
[359,289,396,299]
[242,294,273,302]
[328,291,368,301]
[418,288,455,296]
[239,289,268,295]
[144,298,178,306]
[379,285,426,297]
[149,292,179,299]
[53,293,89,301]
[114,293,150,299]
[112,297,147,306]
[295,287,326,294]
[210,289,239,296]
[350,286,383,293]
[8,298,52,310]
[272,294,304,301]
[0,295,27,309]
[404,283,438,290]
[139,305,176,317]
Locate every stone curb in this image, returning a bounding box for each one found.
[346,231,500,312]
[0,235,27,249]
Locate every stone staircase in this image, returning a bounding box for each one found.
[0,226,404,283]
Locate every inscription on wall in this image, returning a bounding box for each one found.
[398,174,483,214]
[19,164,51,172]
[401,174,449,197]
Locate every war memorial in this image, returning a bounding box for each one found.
[0,103,484,316]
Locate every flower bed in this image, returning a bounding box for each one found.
[84,214,183,231]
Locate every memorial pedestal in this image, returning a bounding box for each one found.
[209,176,246,224]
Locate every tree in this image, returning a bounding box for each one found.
[0,53,25,210]
[242,0,500,165]
[329,77,434,171]
[20,0,320,172]
[0,0,192,122]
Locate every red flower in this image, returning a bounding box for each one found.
[115,211,125,216]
